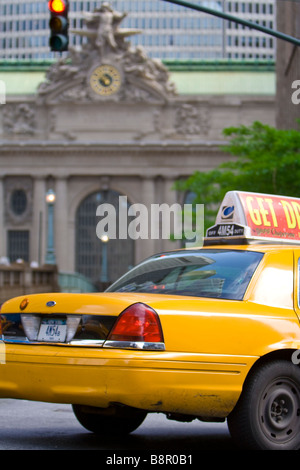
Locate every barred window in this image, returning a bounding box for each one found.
[7,230,29,262]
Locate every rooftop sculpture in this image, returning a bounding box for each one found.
[38,3,177,104]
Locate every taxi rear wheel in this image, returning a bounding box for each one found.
[72,404,147,435]
[227,360,300,450]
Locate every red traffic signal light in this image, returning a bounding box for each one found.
[48,0,69,52]
[48,0,67,13]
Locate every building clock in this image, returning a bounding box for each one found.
[89,64,122,97]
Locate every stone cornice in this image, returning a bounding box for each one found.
[0,139,227,153]
[0,139,228,179]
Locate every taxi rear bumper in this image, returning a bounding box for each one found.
[0,342,258,418]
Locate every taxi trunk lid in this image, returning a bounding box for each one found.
[0,292,166,350]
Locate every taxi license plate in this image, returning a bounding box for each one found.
[37,318,67,342]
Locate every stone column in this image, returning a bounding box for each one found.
[0,178,5,258]
[0,178,7,257]
[162,176,181,252]
[54,176,69,272]
[32,177,47,266]
[135,176,157,264]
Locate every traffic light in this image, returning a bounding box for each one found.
[48,0,69,52]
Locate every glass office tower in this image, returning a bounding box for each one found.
[0,0,275,60]
[225,0,275,59]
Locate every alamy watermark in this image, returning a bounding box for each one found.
[0,80,6,105]
[291,80,300,105]
[96,196,204,247]
[0,341,6,364]
[291,349,300,365]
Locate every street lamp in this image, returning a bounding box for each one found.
[100,234,109,283]
[45,188,56,264]
[161,0,300,47]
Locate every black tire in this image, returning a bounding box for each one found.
[72,404,147,435]
[227,360,300,450]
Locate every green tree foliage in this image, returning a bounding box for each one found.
[175,121,300,229]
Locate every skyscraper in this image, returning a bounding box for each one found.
[0,0,276,60]
[225,0,275,59]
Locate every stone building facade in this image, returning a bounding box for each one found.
[0,5,275,288]
[276,0,300,130]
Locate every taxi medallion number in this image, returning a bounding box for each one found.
[37,318,67,342]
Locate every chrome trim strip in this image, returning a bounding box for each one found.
[2,337,30,344]
[69,339,105,346]
[2,338,165,350]
[103,340,165,351]
[2,337,105,347]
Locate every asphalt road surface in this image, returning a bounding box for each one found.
[0,399,237,451]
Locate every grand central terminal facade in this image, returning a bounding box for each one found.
[0,5,275,289]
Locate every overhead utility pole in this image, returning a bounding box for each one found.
[161,0,300,47]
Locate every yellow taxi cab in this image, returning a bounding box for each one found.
[2,191,300,450]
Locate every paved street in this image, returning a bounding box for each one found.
[0,399,236,451]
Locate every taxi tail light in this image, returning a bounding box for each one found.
[107,303,164,343]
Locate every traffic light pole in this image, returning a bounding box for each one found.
[161,0,300,47]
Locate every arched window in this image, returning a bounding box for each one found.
[10,189,27,216]
[75,190,134,289]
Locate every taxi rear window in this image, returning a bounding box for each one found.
[107,250,264,300]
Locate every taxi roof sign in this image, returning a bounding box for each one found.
[205,191,300,245]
